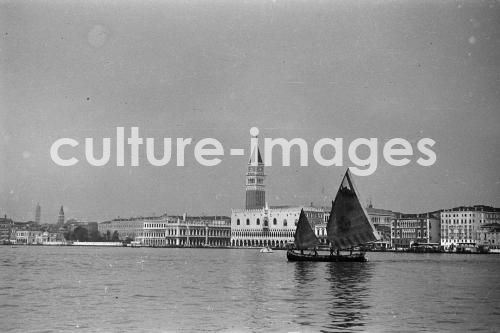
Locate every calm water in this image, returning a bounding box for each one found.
[1,247,499,332]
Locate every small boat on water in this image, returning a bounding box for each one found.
[259,246,273,253]
[287,169,380,262]
[490,246,500,254]
[130,241,142,248]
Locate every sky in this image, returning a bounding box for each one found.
[1,0,499,223]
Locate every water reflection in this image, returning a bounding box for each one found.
[324,262,373,332]
[291,261,374,332]
[292,261,324,328]
[293,262,318,305]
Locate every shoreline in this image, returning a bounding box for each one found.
[3,243,499,254]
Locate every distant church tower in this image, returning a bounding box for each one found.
[245,139,265,210]
[35,203,41,224]
[57,206,65,225]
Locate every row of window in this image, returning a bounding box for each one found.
[393,221,425,228]
[442,213,478,218]
[144,223,169,229]
[317,228,326,236]
[232,231,295,238]
[442,219,486,224]
[442,235,474,239]
[442,226,474,231]
[392,230,428,238]
[247,178,264,184]
[442,213,500,219]
[104,225,143,230]
[142,232,165,238]
[236,218,291,227]
[371,216,392,223]
[162,229,230,237]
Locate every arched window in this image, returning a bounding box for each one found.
[295,219,298,226]
[246,218,250,225]
[237,219,240,225]
[283,219,287,226]
[273,218,277,225]
[256,218,260,225]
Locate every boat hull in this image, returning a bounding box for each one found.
[286,250,367,262]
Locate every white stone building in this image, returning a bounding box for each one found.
[162,216,231,247]
[231,204,327,248]
[440,205,500,249]
[99,214,231,247]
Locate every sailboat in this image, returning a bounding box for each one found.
[287,169,380,262]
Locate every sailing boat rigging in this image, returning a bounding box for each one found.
[287,169,380,262]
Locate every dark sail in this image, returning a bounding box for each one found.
[294,209,320,250]
[326,169,380,249]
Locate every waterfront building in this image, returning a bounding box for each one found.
[99,214,231,247]
[35,203,41,224]
[366,204,395,226]
[314,209,330,245]
[477,223,500,247]
[15,229,43,245]
[15,230,30,244]
[231,204,327,248]
[57,206,65,226]
[366,204,396,249]
[137,218,169,246]
[98,216,157,240]
[440,205,500,249]
[391,211,441,248]
[231,202,396,249]
[66,221,98,234]
[97,221,111,237]
[0,215,13,244]
[6,221,64,244]
[38,231,60,244]
[2,219,62,245]
[161,215,231,247]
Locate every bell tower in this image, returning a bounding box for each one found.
[35,202,41,224]
[57,205,65,226]
[245,136,265,210]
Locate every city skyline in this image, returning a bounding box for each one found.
[2,1,500,222]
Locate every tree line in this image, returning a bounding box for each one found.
[64,227,122,242]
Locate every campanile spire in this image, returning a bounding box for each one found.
[245,131,265,209]
[57,205,65,226]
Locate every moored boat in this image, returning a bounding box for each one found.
[259,246,273,253]
[489,246,500,254]
[130,240,142,248]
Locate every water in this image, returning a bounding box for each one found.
[1,247,499,332]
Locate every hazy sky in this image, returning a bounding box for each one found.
[1,0,499,222]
